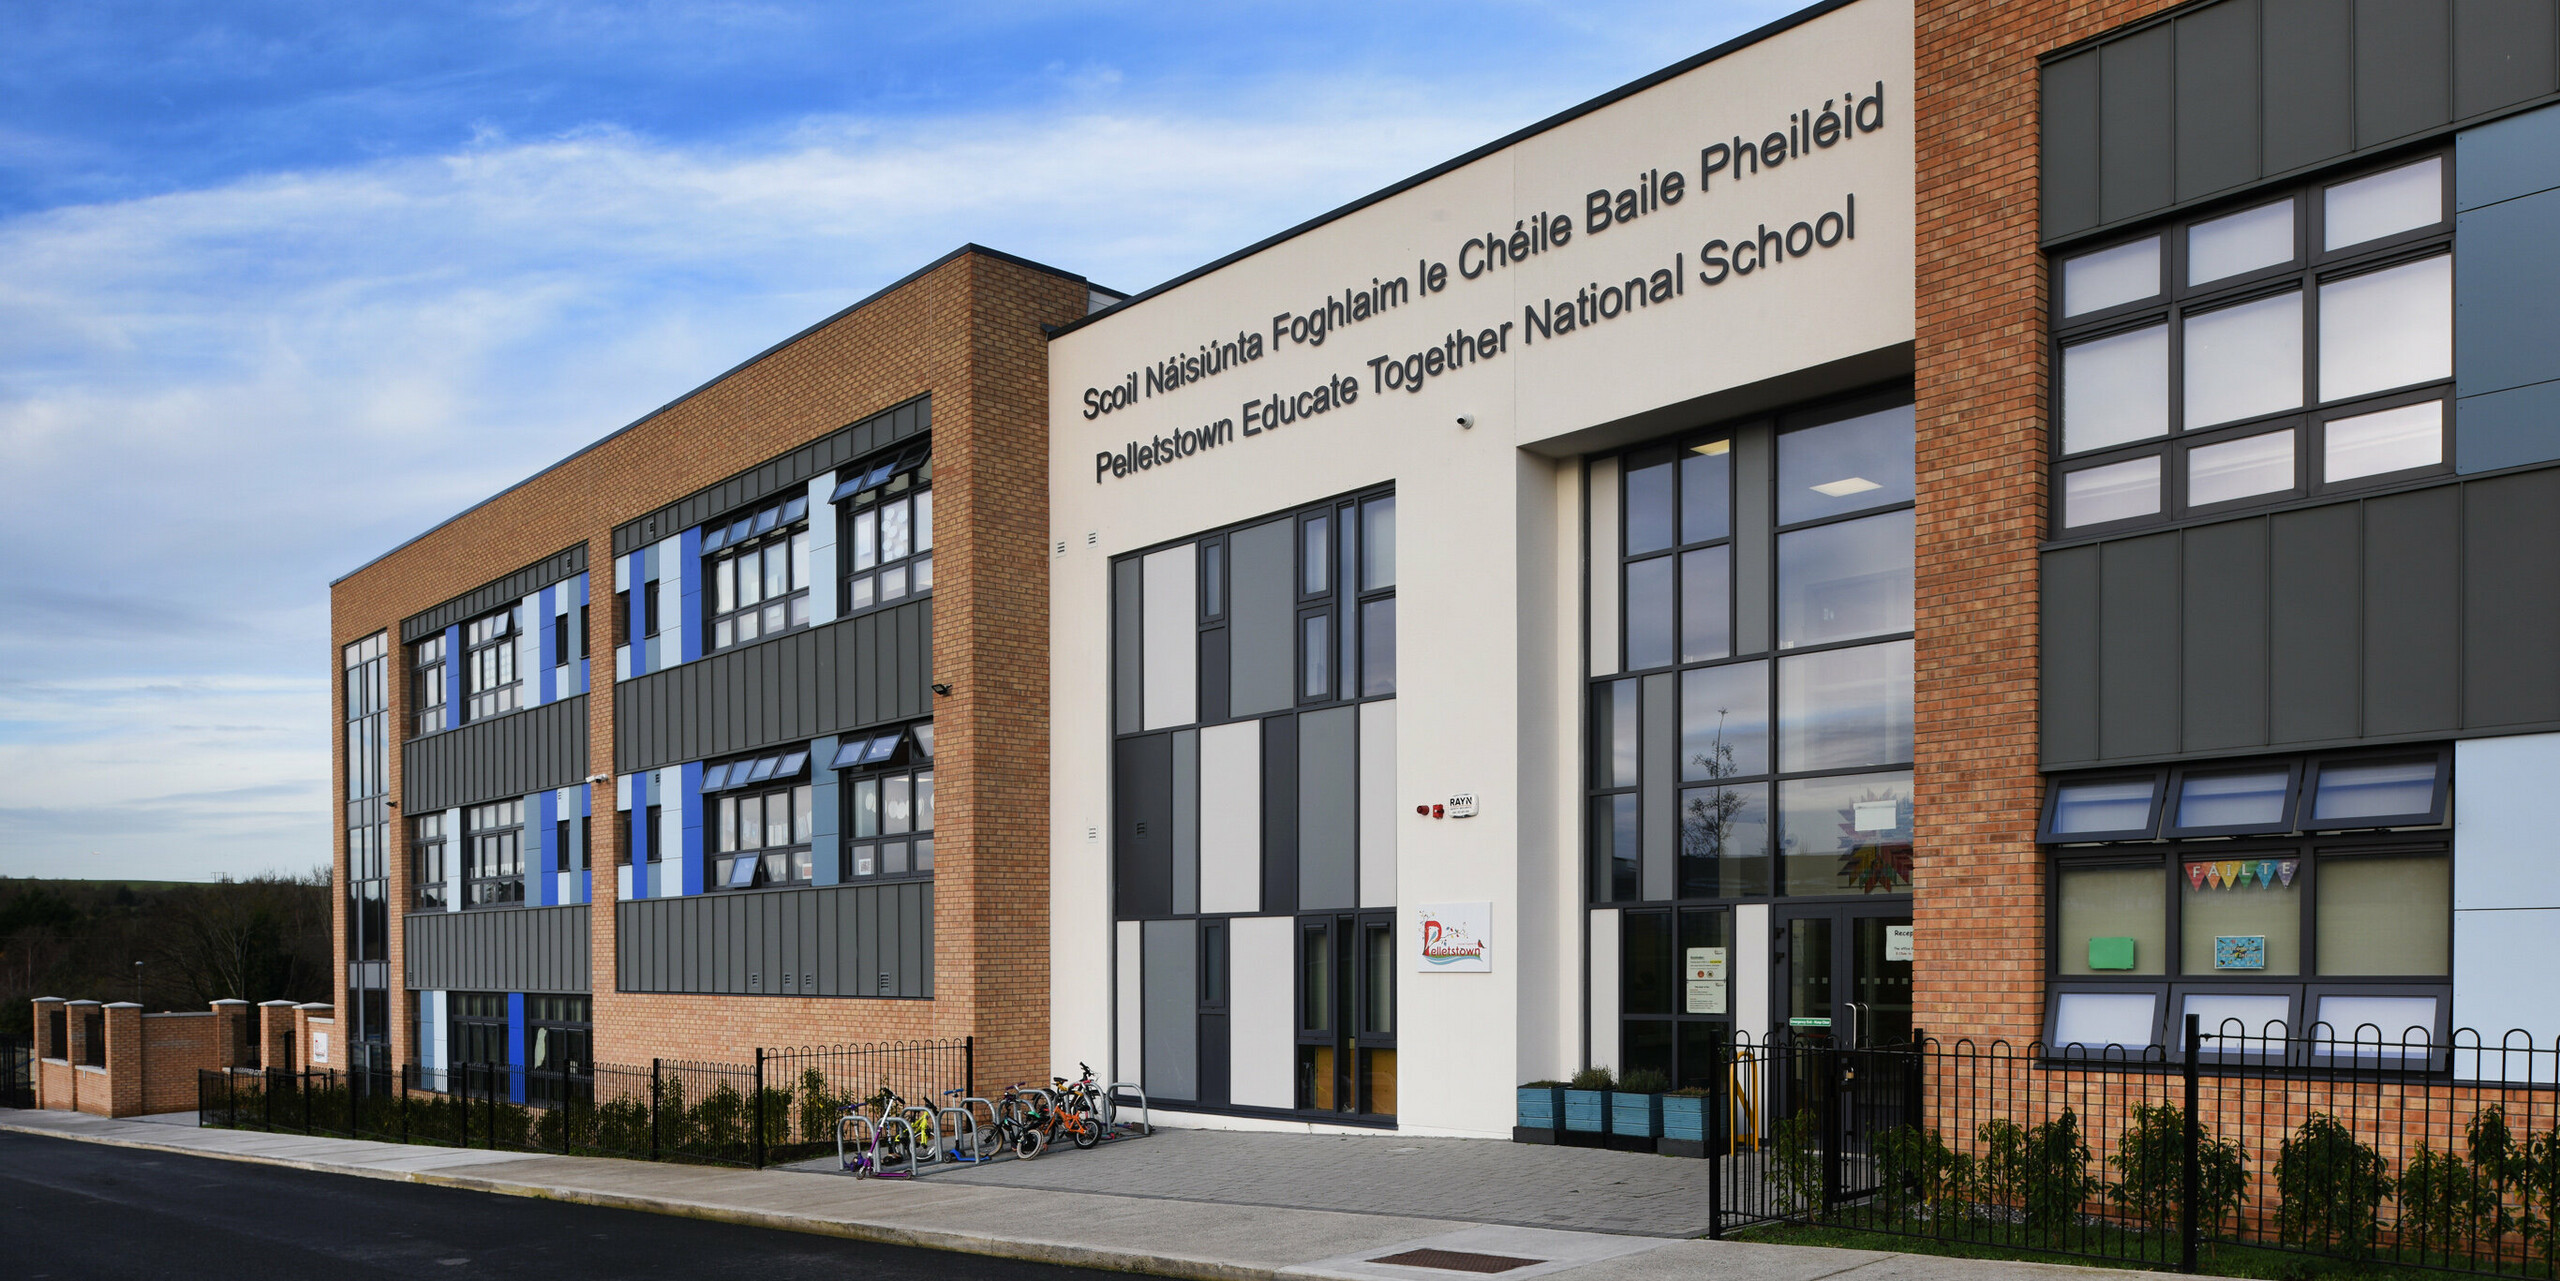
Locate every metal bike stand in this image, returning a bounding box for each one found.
[1104,1082,1152,1138]
[837,1111,879,1173]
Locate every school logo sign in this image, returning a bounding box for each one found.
[1415,902,1493,972]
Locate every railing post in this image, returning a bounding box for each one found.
[965,1037,975,1101]
[400,1066,409,1145]
[2180,1012,2201,1275]
[1820,1042,1842,1217]
[753,1048,767,1170]
[649,1058,662,1163]
[1708,1034,1727,1239]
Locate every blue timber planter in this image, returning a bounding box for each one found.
[1513,1086,1564,1144]
[1560,1088,1609,1147]
[1657,1093,1708,1157]
[1607,1091,1661,1151]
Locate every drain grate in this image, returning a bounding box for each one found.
[1367,1249,1545,1273]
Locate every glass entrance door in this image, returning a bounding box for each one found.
[1773,904,1913,1046]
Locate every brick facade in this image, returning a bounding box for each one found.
[27,997,259,1117]
[1911,0,2185,1045]
[328,247,1093,1090]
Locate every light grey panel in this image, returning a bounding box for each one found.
[2043,51,2104,239]
[1229,520,1296,716]
[1172,729,1200,916]
[2182,519,2271,751]
[2099,24,2176,224]
[2042,545,2104,765]
[2177,0,2261,200]
[1141,919,1199,1102]
[1115,558,1143,733]
[2269,504,2364,742]
[2098,535,2181,759]
[402,906,590,994]
[2458,187,2560,399]
[1297,706,1358,911]
[2262,0,2357,173]
[2464,469,2560,724]
[1732,426,1774,655]
[2359,0,2454,147]
[2456,0,2558,118]
[1641,672,1676,902]
[2362,487,2462,736]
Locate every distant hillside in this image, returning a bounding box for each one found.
[0,873,330,1038]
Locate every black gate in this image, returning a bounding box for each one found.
[1,1035,34,1108]
[1710,1026,1924,1231]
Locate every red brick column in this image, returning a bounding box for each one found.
[29,997,63,1109]
[101,1003,144,1117]
[295,1005,334,1071]
[63,1000,102,1114]
[258,1000,298,1072]
[209,1000,251,1069]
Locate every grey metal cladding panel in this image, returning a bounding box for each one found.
[400,546,588,644]
[2097,535,2182,759]
[610,394,930,556]
[2099,25,2177,225]
[403,696,589,812]
[1297,706,1356,911]
[2269,504,2364,742]
[2177,0,2261,200]
[1639,673,1675,903]
[616,605,928,772]
[2464,470,2560,725]
[2362,487,2462,735]
[2262,0,2357,173]
[1116,733,1174,919]
[901,882,926,998]
[2044,52,2104,239]
[2456,0,2558,117]
[918,884,933,998]
[2359,0,2455,148]
[1141,918,1198,1101]
[1116,558,1144,732]
[2182,519,2272,752]
[817,891,840,995]
[2457,188,2560,397]
[2041,546,2104,766]
[402,907,589,994]
[1262,713,1299,916]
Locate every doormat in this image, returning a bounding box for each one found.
[1367,1249,1546,1273]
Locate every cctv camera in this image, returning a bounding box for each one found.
[1455,414,1474,429]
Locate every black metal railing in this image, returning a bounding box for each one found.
[1709,1020,2560,1277]
[0,1035,32,1109]
[195,1035,972,1170]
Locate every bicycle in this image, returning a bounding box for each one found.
[992,1081,1053,1159]
[1048,1063,1104,1151]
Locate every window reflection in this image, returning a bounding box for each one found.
[1778,405,1916,524]
[1681,661,1768,781]
[1777,509,1913,648]
[1778,639,1914,772]
[2062,325,2169,454]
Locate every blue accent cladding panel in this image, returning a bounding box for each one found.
[2458,380,2560,473]
[680,762,705,895]
[444,624,463,689]
[679,528,703,664]
[2460,102,2560,211]
[812,735,841,886]
[506,993,527,1102]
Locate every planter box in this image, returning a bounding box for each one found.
[1514,1086,1565,1144]
[1607,1091,1661,1151]
[1560,1088,1609,1147]
[1657,1094,1708,1158]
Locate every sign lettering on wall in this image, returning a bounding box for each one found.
[1415,902,1492,972]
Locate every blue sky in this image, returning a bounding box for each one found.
[0,1,1797,882]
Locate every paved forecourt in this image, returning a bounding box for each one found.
[0,1109,2174,1281]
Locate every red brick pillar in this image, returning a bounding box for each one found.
[29,998,63,1109]
[258,1000,297,1072]
[209,1000,251,1069]
[102,1002,143,1117]
[294,1004,334,1072]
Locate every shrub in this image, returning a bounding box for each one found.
[1519,1080,1566,1089]
[2107,1103,2248,1237]
[796,1068,843,1147]
[1617,1069,1670,1094]
[1770,1107,1823,1216]
[2276,1112,2392,1256]
[1979,1108,2098,1232]
[1568,1067,1616,1091]
[1875,1124,1974,1228]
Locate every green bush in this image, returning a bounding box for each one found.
[1978,1108,2098,1232]
[1770,1107,1823,1216]
[2275,1112,2392,1256]
[1874,1124,1974,1228]
[1617,1069,1670,1094]
[1567,1067,1615,1091]
[2106,1103,2248,1236]
[795,1068,842,1147]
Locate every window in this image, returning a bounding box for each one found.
[2041,775,2163,842]
[525,995,591,1106]
[1620,908,1735,1089]
[708,748,814,889]
[835,445,931,617]
[2052,154,2452,532]
[412,813,448,909]
[411,635,448,734]
[1594,393,1915,906]
[705,494,812,652]
[2042,751,2444,842]
[836,725,933,880]
[449,992,509,1090]
[463,609,520,721]
[464,800,524,907]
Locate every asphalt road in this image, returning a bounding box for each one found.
[0,1129,1115,1280]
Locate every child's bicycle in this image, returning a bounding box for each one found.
[991,1081,1054,1159]
[1045,1063,1105,1151]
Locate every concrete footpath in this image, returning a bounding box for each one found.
[0,1109,2169,1281]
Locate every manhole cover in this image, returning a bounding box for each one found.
[1368,1249,1545,1273]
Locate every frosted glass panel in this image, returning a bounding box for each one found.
[1141,544,1198,730]
[2325,157,2442,250]
[2063,236,2161,316]
[2317,856,2449,976]
[2311,758,2438,822]
[2058,865,2167,976]
[2189,200,2294,284]
[2324,401,2442,481]
[2054,992,2160,1052]
[2181,993,2291,1046]
[2063,457,2161,528]
[2320,256,2451,402]
[2182,864,2302,975]
[1197,724,1262,915]
[2187,430,2295,507]
[2184,292,2302,428]
[2063,325,2169,453]
[2052,778,2158,834]
[2315,995,2439,1055]
[2176,769,2289,829]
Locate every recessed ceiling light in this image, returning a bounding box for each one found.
[1811,477,1881,497]
[1690,440,1732,456]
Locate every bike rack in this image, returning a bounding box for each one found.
[874,1114,921,1178]
[1104,1082,1151,1137]
[836,1110,880,1173]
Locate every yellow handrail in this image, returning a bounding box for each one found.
[1727,1045,1762,1152]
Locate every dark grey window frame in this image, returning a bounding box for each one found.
[411,633,448,736]
[462,607,521,723]
[2037,770,2168,843]
[2161,759,2305,838]
[463,800,525,909]
[835,442,933,622]
[707,755,815,891]
[702,496,813,655]
[836,729,934,885]
[2050,147,2457,539]
[412,812,449,910]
